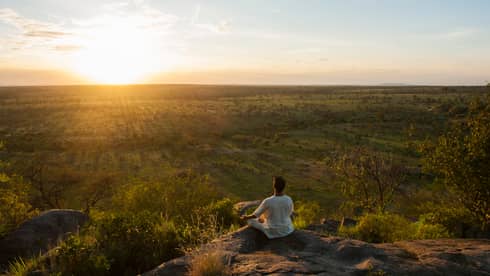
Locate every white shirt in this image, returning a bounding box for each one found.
[252,195,294,238]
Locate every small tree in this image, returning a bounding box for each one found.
[25,160,82,209]
[330,148,406,213]
[79,172,117,213]
[421,97,490,230]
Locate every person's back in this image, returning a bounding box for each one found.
[262,195,293,226]
[241,176,294,239]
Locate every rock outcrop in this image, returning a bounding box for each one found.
[143,227,490,275]
[0,209,88,266]
[234,200,261,216]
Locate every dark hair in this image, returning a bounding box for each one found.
[273,176,286,193]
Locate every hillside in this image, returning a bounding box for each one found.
[144,227,490,275]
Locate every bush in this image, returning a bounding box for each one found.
[411,220,451,240]
[293,201,321,229]
[339,213,451,243]
[55,235,110,276]
[419,204,476,238]
[44,212,183,276]
[93,212,182,275]
[112,171,219,222]
[0,176,37,238]
[179,199,239,250]
[199,198,239,228]
[0,142,37,237]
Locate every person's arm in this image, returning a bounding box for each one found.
[240,214,257,220]
[241,199,267,220]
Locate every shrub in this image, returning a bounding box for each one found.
[55,235,109,276]
[47,212,184,276]
[93,212,182,275]
[339,213,451,243]
[419,204,475,238]
[339,213,411,243]
[293,201,321,229]
[199,198,239,228]
[411,220,451,240]
[112,171,219,222]
[0,177,37,238]
[0,142,37,237]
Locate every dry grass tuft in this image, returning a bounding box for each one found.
[187,249,231,276]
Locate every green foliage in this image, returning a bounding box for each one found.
[46,212,182,276]
[93,212,182,275]
[0,178,37,237]
[55,235,109,276]
[0,143,37,237]
[199,198,240,228]
[421,97,490,229]
[339,213,451,243]
[293,201,321,229]
[418,203,475,237]
[112,171,218,222]
[339,213,410,243]
[411,219,451,240]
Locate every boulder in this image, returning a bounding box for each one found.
[143,226,490,275]
[0,209,88,266]
[307,219,341,233]
[233,200,261,216]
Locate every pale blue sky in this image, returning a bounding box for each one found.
[0,0,489,85]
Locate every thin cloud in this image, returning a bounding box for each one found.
[53,45,82,52]
[71,2,179,33]
[0,8,70,39]
[195,20,231,34]
[188,4,231,35]
[413,28,480,41]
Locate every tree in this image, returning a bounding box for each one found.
[421,97,490,230]
[25,159,82,209]
[79,172,117,213]
[330,148,406,213]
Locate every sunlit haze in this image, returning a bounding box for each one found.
[0,0,489,85]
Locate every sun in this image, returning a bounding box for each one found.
[72,21,167,84]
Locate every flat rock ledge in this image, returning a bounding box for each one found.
[143,227,490,276]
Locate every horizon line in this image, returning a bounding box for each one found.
[1,82,488,88]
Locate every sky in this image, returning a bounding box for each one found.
[0,0,489,85]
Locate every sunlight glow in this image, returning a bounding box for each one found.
[72,19,171,84]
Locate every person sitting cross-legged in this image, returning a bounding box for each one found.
[241,176,294,239]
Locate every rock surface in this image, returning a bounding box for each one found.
[0,209,88,266]
[143,227,490,276]
[234,200,261,216]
